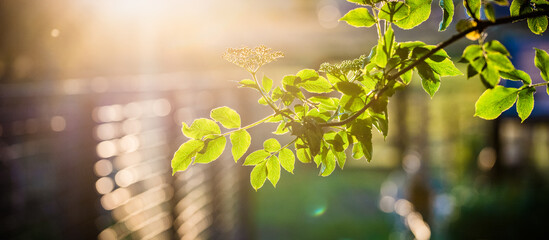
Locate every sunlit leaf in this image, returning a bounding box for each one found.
[535,48,549,82]
[244,149,270,166]
[486,53,514,71]
[262,76,273,93]
[195,137,226,164]
[517,87,535,122]
[320,150,336,176]
[171,139,204,174]
[238,79,259,90]
[339,8,377,28]
[211,106,241,129]
[464,0,481,19]
[480,63,500,88]
[297,69,319,81]
[182,118,220,139]
[250,162,267,191]
[394,0,432,29]
[485,2,496,22]
[484,40,510,56]
[456,19,480,41]
[417,62,441,97]
[230,129,251,162]
[461,44,482,62]
[279,148,295,173]
[298,77,333,93]
[266,155,281,187]
[475,86,519,120]
[350,119,373,161]
[335,81,364,96]
[439,0,454,31]
[500,69,532,84]
[263,138,281,153]
[379,2,410,22]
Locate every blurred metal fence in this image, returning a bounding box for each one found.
[0,72,250,240]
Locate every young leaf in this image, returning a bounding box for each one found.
[352,143,364,159]
[439,0,454,31]
[266,155,281,187]
[244,149,270,166]
[171,139,204,174]
[263,138,281,153]
[379,2,410,22]
[279,148,295,173]
[474,86,519,120]
[230,129,251,162]
[456,19,480,41]
[250,162,267,191]
[339,8,377,28]
[517,87,535,122]
[194,137,226,164]
[273,122,289,135]
[394,0,433,29]
[210,106,241,129]
[262,76,273,93]
[500,69,532,84]
[534,48,549,82]
[182,118,220,139]
[528,16,548,35]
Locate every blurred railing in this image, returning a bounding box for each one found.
[0,72,251,240]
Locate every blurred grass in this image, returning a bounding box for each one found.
[252,166,394,240]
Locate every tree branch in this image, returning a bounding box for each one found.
[320,10,549,128]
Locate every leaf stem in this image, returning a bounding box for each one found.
[529,82,549,88]
[252,73,296,121]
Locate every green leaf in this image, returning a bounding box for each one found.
[266,155,281,187]
[238,79,259,90]
[394,0,432,29]
[210,106,241,129]
[297,69,319,81]
[517,87,535,122]
[195,137,226,164]
[528,15,548,35]
[262,76,273,93]
[369,110,389,138]
[352,143,364,159]
[339,7,377,28]
[279,148,295,173]
[295,139,312,163]
[425,58,463,76]
[335,81,364,96]
[464,0,481,19]
[171,139,204,174]
[182,118,220,139]
[484,40,510,56]
[485,2,496,22]
[244,149,270,166]
[309,96,339,111]
[273,122,289,135]
[263,138,281,153]
[487,53,515,71]
[346,0,373,5]
[475,86,519,120]
[379,2,410,22]
[461,45,483,62]
[500,69,532,84]
[510,0,529,16]
[480,63,500,88]
[250,162,267,191]
[298,77,333,93]
[340,95,365,112]
[350,119,373,161]
[230,129,251,162]
[320,151,336,177]
[417,62,441,97]
[535,48,549,82]
[439,0,455,31]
